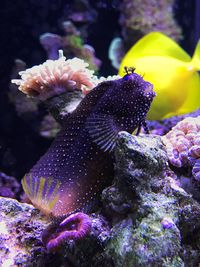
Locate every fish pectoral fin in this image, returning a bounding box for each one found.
[86,113,120,153]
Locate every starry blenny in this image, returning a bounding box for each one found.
[22,68,156,216]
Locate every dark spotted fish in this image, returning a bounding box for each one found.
[22,68,156,217]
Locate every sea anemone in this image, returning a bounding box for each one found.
[162,116,200,180]
[12,50,96,101]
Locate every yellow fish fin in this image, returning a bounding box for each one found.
[22,174,61,215]
[191,39,200,71]
[119,32,191,76]
[175,72,200,115]
[124,32,191,60]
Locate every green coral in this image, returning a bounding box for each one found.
[67,35,83,49]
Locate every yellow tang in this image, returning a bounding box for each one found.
[119,32,200,120]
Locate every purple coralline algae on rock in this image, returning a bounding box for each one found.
[9,59,39,117]
[0,197,111,266]
[147,108,200,136]
[1,131,200,266]
[0,197,50,267]
[102,132,200,267]
[0,172,20,199]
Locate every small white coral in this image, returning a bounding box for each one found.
[81,74,121,94]
[12,50,96,101]
[97,75,121,83]
[162,116,200,181]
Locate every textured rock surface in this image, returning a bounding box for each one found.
[0,172,20,199]
[0,197,111,267]
[103,132,200,267]
[0,197,50,267]
[1,133,200,266]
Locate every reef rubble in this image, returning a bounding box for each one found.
[0,132,200,266]
[103,132,200,267]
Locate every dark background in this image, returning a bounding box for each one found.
[0,0,198,179]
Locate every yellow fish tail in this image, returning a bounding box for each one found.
[191,40,200,71]
[22,174,61,215]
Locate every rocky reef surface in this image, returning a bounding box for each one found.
[103,132,200,267]
[0,131,200,266]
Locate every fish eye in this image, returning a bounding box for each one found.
[123,74,130,81]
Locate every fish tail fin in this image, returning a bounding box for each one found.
[191,40,200,70]
[22,174,61,215]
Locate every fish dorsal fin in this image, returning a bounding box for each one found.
[120,32,191,65]
[72,81,114,118]
[58,82,112,136]
[61,81,114,136]
[22,174,61,215]
[86,113,120,152]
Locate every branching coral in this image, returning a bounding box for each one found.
[162,116,200,180]
[12,50,96,101]
[62,20,101,72]
[40,20,101,72]
[39,33,63,60]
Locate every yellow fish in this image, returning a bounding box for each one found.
[119,32,200,120]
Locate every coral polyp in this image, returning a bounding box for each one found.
[162,116,200,180]
[44,212,92,253]
[12,50,96,100]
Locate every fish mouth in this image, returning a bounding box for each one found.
[144,83,156,98]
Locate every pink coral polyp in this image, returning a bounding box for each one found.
[162,116,200,180]
[43,212,92,252]
[12,51,96,101]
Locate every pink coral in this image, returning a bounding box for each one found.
[12,51,96,101]
[42,212,92,253]
[162,116,200,180]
